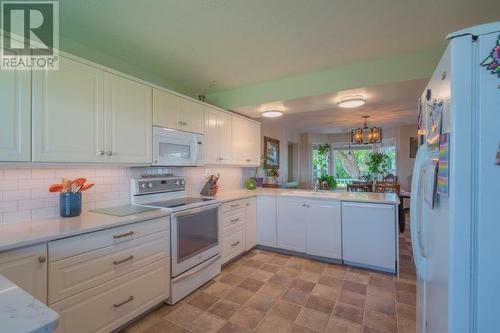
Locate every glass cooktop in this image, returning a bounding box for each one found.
[146,197,214,208]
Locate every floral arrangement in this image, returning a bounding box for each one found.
[49,178,94,193]
[265,168,279,178]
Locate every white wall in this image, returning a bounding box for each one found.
[0,165,244,224]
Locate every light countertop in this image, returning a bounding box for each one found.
[0,209,171,252]
[211,188,400,205]
[0,275,59,333]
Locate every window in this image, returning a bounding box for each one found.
[331,139,397,189]
[312,144,330,183]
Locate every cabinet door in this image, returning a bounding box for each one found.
[245,198,257,250]
[277,197,307,252]
[218,111,232,162]
[342,202,396,272]
[306,200,342,259]
[104,73,152,164]
[249,121,261,165]
[231,115,252,165]
[203,107,221,164]
[256,196,277,247]
[153,88,180,130]
[0,244,47,304]
[0,69,31,161]
[32,56,104,162]
[178,97,204,134]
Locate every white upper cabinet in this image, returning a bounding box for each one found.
[152,88,179,130]
[104,73,152,164]
[32,56,104,162]
[204,106,232,164]
[0,69,31,162]
[32,56,152,164]
[231,115,261,166]
[153,89,204,134]
[178,97,204,134]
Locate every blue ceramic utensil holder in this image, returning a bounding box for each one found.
[60,192,82,217]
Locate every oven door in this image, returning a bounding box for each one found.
[153,126,202,166]
[171,203,220,277]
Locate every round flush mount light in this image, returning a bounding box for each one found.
[261,110,283,118]
[337,95,366,108]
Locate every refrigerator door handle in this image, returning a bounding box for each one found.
[410,144,428,281]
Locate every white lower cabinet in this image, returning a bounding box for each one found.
[256,196,277,248]
[220,198,258,264]
[48,217,171,333]
[51,258,170,333]
[306,200,342,259]
[277,197,307,252]
[245,198,257,250]
[342,202,396,272]
[0,244,47,304]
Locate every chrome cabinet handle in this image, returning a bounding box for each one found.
[113,296,134,308]
[106,151,113,156]
[98,150,105,156]
[183,121,188,126]
[230,204,240,208]
[302,204,306,207]
[113,231,134,239]
[38,256,46,263]
[246,159,251,162]
[178,121,183,126]
[113,255,134,265]
[230,218,240,223]
[231,241,240,247]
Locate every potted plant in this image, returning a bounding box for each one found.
[264,168,280,184]
[318,174,337,190]
[365,152,391,181]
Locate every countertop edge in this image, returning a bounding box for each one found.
[0,210,171,253]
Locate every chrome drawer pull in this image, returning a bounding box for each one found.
[231,241,240,247]
[230,204,240,208]
[230,218,240,223]
[113,255,134,265]
[113,231,134,239]
[113,296,134,308]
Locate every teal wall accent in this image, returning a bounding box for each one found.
[207,46,444,109]
[59,36,199,97]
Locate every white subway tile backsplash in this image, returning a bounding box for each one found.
[0,166,244,224]
[3,190,32,201]
[3,169,31,179]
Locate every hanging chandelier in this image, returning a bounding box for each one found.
[351,116,382,144]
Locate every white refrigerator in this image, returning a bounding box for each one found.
[411,21,500,333]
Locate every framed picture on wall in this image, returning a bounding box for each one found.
[264,136,280,169]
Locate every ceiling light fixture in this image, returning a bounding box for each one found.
[337,95,366,108]
[351,115,382,144]
[261,110,283,118]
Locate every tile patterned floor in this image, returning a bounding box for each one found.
[121,220,416,333]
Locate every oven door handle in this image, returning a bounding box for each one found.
[172,255,221,283]
[174,203,221,218]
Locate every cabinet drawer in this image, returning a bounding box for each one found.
[221,199,246,213]
[221,230,244,264]
[49,230,169,304]
[49,216,170,261]
[222,209,245,233]
[51,258,170,333]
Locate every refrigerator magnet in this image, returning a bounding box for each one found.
[481,34,500,78]
[437,133,450,196]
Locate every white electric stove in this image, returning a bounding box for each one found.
[131,176,221,304]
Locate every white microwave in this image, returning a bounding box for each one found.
[153,126,204,166]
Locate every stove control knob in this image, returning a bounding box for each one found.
[140,183,146,189]
[175,180,181,186]
[180,180,185,185]
[147,182,154,188]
